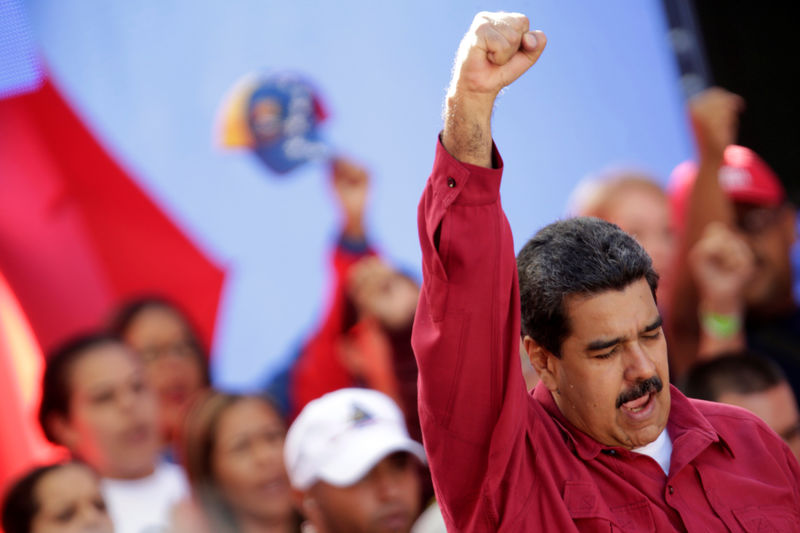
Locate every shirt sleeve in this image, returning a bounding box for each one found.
[412,137,532,530]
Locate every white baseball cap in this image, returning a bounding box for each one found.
[284,388,426,490]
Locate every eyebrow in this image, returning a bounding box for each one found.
[585,316,663,352]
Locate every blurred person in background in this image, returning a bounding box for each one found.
[287,159,420,436]
[173,390,299,533]
[2,461,113,533]
[683,351,800,460]
[569,171,675,285]
[667,88,800,393]
[568,87,757,377]
[684,222,753,359]
[38,333,187,533]
[341,256,421,440]
[280,158,433,507]
[285,388,431,533]
[109,297,210,460]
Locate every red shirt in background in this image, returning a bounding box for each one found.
[412,139,800,532]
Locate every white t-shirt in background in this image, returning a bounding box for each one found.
[102,461,188,533]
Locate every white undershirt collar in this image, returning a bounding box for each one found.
[632,429,672,475]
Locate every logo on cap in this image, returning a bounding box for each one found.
[719,166,752,191]
[351,404,375,428]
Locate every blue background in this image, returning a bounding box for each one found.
[26,1,693,389]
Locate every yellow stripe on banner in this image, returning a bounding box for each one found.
[0,270,43,408]
[215,73,259,148]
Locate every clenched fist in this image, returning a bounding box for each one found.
[443,12,546,166]
[689,87,744,158]
[449,12,546,101]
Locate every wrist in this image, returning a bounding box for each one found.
[445,84,496,117]
[698,292,745,316]
[697,148,724,171]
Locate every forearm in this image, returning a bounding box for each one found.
[684,153,734,243]
[664,89,740,375]
[441,92,495,168]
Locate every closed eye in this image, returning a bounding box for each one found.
[594,346,619,360]
[641,330,662,341]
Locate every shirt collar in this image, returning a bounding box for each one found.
[666,385,735,466]
[532,383,733,462]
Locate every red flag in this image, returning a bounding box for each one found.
[0,78,226,354]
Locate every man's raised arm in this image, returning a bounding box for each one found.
[412,12,545,531]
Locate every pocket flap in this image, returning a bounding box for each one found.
[563,482,612,521]
[733,506,800,533]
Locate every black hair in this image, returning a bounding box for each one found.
[517,217,659,357]
[38,332,122,443]
[1,463,84,533]
[107,295,210,385]
[682,351,787,401]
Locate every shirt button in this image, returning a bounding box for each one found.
[447,177,457,188]
[668,486,674,495]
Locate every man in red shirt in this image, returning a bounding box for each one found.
[412,11,800,532]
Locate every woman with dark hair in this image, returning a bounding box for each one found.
[173,390,300,533]
[108,296,210,457]
[38,333,187,533]
[1,462,114,533]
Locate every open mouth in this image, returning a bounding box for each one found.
[621,392,652,413]
[619,391,657,422]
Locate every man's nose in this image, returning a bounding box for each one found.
[623,342,657,384]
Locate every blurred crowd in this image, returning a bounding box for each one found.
[2,73,800,533]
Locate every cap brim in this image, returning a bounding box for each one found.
[315,422,426,488]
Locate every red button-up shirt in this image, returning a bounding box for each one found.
[412,139,800,532]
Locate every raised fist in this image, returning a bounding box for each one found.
[689,87,744,158]
[449,12,546,105]
[331,157,369,238]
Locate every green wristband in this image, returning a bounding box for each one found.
[700,311,742,339]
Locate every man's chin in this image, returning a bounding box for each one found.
[618,393,669,447]
[625,427,662,449]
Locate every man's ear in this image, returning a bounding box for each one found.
[47,413,79,450]
[523,335,560,392]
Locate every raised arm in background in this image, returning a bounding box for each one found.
[663,88,746,377]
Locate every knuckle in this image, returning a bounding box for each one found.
[509,13,530,30]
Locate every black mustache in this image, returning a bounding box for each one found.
[616,376,663,409]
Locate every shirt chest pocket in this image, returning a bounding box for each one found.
[731,506,800,533]
[564,482,656,533]
[697,464,800,532]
